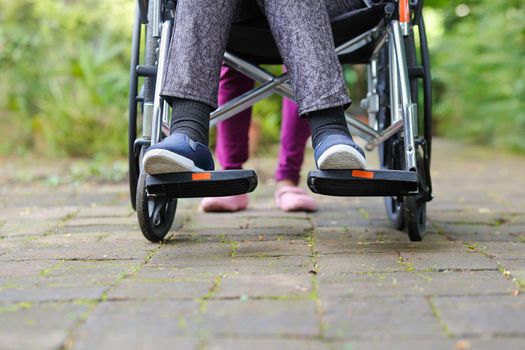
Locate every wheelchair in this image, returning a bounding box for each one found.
[128,0,433,242]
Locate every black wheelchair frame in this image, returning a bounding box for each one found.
[128,0,433,242]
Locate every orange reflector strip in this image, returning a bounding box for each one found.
[192,172,212,181]
[399,0,410,23]
[352,170,375,179]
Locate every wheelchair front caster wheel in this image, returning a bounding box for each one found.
[384,196,405,230]
[404,197,426,241]
[136,171,177,242]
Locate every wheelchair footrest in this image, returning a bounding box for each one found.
[307,169,418,197]
[146,170,258,199]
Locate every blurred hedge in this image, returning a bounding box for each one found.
[0,0,133,157]
[0,0,524,158]
[430,0,525,152]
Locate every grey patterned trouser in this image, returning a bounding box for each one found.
[161,0,364,115]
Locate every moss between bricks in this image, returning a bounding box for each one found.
[463,241,524,293]
[427,297,454,338]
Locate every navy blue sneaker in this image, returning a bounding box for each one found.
[143,133,215,175]
[314,134,366,170]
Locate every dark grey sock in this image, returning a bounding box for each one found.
[307,106,351,148]
[170,98,213,146]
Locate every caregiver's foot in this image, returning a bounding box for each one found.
[143,133,215,175]
[314,134,366,170]
[275,180,317,212]
[200,194,249,213]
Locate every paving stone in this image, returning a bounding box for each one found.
[428,209,513,225]
[183,214,251,230]
[400,251,497,271]
[0,206,78,221]
[0,260,58,277]
[74,336,200,350]
[57,224,139,234]
[71,300,199,349]
[318,271,515,298]
[76,206,134,218]
[248,217,312,230]
[106,269,215,301]
[151,255,312,276]
[322,296,445,340]
[481,242,525,260]
[456,338,525,350]
[235,239,311,257]
[317,253,402,274]
[208,338,331,350]
[0,260,134,302]
[65,216,137,227]
[195,300,319,337]
[331,339,455,350]
[0,302,89,350]
[0,280,107,302]
[173,226,310,241]
[316,240,463,255]
[74,299,317,342]
[0,219,59,238]
[433,295,525,337]
[215,274,312,298]
[436,222,524,242]
[1,232,154,262]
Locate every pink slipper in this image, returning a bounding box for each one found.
[200,194,249,213]
[274,186,318,212]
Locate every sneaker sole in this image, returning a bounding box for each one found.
[317,144,366,170]
[143,149,203,175]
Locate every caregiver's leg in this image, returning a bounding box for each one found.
[215,66,254,170]
[275,99,310,185]
[274,96,318,212]
[200,66,253,213]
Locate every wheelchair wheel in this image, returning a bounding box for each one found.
[405,145,428,241]
[128,5,142,210]
[378,19,432,241]
[404,15,433,242]
[136,171,177,242]
[129,0,160,210]
[136,146,177,243]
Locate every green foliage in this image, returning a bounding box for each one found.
[1,0,524,158]
[0,0,133,157]
[430,0,525,152]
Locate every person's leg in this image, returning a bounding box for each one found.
[274,95,318,212]
[215,66,254,170]
[144,0,238,175]
[201,66,254,212]
[146,0,366,175]
[261,0,366,170]
[275,97,310,185]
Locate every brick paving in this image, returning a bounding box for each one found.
[0,139,524,350]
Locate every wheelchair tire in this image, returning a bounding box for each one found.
[405,145,428,241]
[128,5,142,210]
[136,165,177,242]
[378,21,432,240]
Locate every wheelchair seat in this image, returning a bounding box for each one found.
[227,1,388,65]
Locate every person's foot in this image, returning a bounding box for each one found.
[314,134,366,170]
[143,133,215,175]
[275,181,318,212]
[200,194,249,213]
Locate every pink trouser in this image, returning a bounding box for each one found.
[215,66,311,184]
